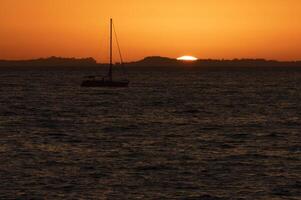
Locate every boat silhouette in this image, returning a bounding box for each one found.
[81,19,129,87]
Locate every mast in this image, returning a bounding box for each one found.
[109,18,113,81]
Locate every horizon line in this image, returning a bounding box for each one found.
[1,55,301,63]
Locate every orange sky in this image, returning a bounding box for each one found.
[1,0,301,62]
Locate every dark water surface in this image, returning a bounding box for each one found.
[0,68,300,199]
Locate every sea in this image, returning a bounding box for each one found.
[0,67,300,200]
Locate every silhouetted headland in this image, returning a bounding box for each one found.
[0,56,99,69]
[1,56,301,70]
[128,56,301,69]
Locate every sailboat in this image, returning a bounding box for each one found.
[81,19,129,87]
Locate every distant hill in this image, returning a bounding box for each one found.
[0,57,98,68]
[127,56,189,67]
[126,56,177,67]
[136,56,177,63]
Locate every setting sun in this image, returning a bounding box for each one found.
[177,56,198,61]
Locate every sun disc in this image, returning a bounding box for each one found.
[177,56,198,61]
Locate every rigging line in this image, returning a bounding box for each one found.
[112,21,123,64]
[112,21,128,77]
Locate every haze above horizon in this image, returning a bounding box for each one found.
[1,0,301,62]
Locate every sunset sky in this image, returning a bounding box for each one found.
[1,0,301,62]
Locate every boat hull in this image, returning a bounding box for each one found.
[81,80,129,87]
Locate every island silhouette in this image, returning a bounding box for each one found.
[1,56,301,69]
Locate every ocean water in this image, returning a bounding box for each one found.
[0,67,300,199]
